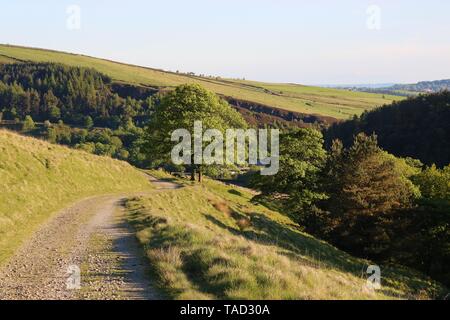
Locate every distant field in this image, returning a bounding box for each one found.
[0,130,152,265]
[126,174,444,300]
[0,44,403,119]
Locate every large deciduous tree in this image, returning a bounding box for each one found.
[145,84,247,181]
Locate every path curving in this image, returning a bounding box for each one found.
[0,176,179,300]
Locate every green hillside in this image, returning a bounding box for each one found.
[0,130,445,299]
[0,54,18,64]
[0,129,152,264]
[0,44,403,119]
[126,172,445,300]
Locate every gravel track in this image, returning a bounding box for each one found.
[0,177,179,300]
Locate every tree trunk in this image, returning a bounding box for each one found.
[191,168,196,181]
[198,168,203,183]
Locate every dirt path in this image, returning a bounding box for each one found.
[0,177,179,300]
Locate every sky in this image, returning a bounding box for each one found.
[1,0,449,85]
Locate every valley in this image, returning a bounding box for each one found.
[0,44,448,301]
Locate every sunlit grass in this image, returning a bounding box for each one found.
[0,130,153,265]
[0,54,18,64]
[125,177,445,300]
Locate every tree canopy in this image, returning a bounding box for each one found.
[0,63,154,127]
[145,84,247,180]
[325,91,450,167]
[251,127,327,224]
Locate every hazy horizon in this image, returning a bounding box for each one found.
[1,0,449,85]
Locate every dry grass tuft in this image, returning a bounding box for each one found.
[210,200,232,217]
[236,217,252,231]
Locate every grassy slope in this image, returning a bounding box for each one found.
[126,173,445,300]
[0,130,152,264]
[0,54,18,64]
[0,44,403,119]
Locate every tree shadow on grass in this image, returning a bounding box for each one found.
[202,211,439,298]
[203,213,360,272]
[228,189,243,196]
[179,248,235,299]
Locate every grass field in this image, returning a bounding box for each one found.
[0,54,19,64]
[0,44,403,119]
[0,130,153,265]
[125,174,445,300]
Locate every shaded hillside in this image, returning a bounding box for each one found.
[325,92,450,167]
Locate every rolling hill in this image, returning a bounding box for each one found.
[341,79,450,97]
[0,44,403,120]
[0,129,152,264]
[389,79,450,93]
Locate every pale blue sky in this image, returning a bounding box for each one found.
[1,0,449,84]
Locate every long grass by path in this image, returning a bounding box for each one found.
[125,176,445,300]
[0,130,153,265]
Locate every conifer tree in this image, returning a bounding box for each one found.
[22,115,35,131]
[323,133,415,255]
